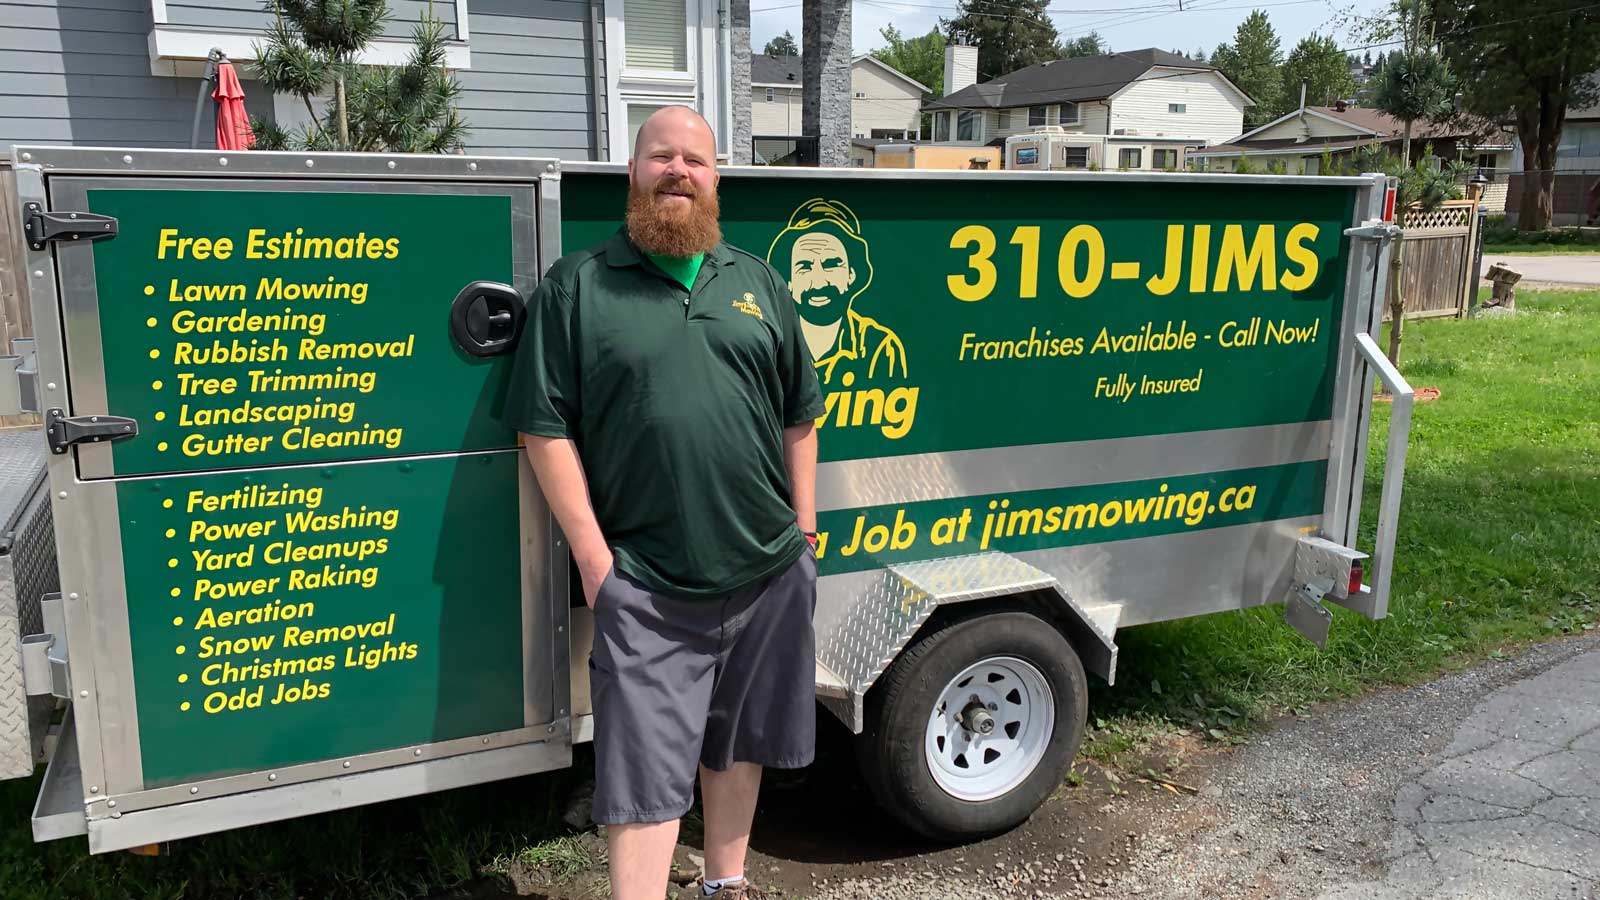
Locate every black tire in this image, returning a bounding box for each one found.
[855,611,1088,842]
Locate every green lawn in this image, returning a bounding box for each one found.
[3,292,1597,899]
[1481,243,1600,256]
[1088,289,1600,750]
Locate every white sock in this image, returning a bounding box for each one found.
[703,874,743,895]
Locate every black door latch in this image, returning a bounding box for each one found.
[449,281,526,358]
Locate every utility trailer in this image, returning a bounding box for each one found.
[0,147,1411,851]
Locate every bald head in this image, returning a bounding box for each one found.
[631,105,717,166]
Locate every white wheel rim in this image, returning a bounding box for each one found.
[924,655,1055,802]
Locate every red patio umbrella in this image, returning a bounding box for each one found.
[212,60,256,151]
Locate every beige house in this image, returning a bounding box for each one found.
[925,47,1250,171]
[751,54,930,144]
[1188,103,1514,212]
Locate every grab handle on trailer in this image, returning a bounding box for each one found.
[1351,332,1412,619]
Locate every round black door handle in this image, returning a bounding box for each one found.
[449,281,526,358]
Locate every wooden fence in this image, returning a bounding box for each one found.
[1386,196,1482,321]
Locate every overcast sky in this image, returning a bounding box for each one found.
[751,0,1397,66]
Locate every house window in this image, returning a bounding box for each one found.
[1062,147,1089,169]
[765,87,774,103]
[1029,105,1046,126]
[870,128,909,139]
[998,110,1010,130]
[1475,152,1497,171]
[1301,154,1320,175]
[855,91,866,98]
[851,158,866,167]
[957,110,979,141]
[1152,148,1178,169]
[1059,102,1079,124]
[1168,103,1187,114]
[1118,148,1142,169]
[935,113,951,142]
[624,0,688,71]
[627,102,672,142]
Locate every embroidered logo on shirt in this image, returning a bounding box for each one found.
[732,293,764,320]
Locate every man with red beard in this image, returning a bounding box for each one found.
[502,106,823,900]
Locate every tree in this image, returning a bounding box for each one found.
[1210,11,1284,126]
[1435,0,1600,231]
[1193,46,1207,62]
[873,25,946,97]
[942,0,1060,81]
[1279,34,1358,114]
[763,30,798,57]
[253,0,465,152]
[1059,32,1108,59]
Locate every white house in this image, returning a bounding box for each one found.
[924,47,1250,171]
[751,54,929,142]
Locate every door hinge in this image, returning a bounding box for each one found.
[23,203,118,251]
[45,408,138,455]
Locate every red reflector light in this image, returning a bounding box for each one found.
[1382,185,1397,222]
[1349,561,1364,596]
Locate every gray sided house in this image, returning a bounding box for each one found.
[1,0,734,160]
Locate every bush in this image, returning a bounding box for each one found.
[1481,224,1600,246]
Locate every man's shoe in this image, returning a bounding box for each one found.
[696,877,769,898]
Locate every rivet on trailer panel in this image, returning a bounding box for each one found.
[69,593,79,600]
[414,748,423,756]
[111,811,121,819]
[219,158,229,166]
[90,785,99,794]
[387,161,397,169]
[20,152,31,161]
[305,159,315,168]
[268,773,277,781]
[482,737,490,744]
[122,155,133,164]
[106,800,115,808]
[190,787,199,794]
[32,271,44,278]
[469,162,479,171]
[343,761,351,768]
[58,491,67,499]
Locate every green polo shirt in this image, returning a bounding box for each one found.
[502,229,825,598]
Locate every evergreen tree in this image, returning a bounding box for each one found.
[943,0,1060,81]
[1279,34,1358,114]
[1059,32,1108,59]
[1193,46,1207,62]
[253,0,465,152]
[1210,11,1284,126]
[763,30,799,57]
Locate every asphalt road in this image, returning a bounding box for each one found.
[756,633,1600,900]
[1480,254,1600,285]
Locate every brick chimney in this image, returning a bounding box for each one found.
[944,44,978,95]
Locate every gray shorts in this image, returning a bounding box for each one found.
[588,550,818,825]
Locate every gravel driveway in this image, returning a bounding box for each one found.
[745,633,1600,900]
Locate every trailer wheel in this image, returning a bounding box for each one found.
[856,611,1088,842]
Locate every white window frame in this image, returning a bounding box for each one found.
[1058,102,1080,125]
[1118,147,1141,169]
[1168,103,1187,114]
[765,87,774,103]
[146,0,471,77]
[997,109,1010,131]
[604,0,728,161]
[1028,105,1046,127]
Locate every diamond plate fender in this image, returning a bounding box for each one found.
[0,428,58,780]
[814,551,1118,733]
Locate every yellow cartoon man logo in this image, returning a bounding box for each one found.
[766,199,907,385]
